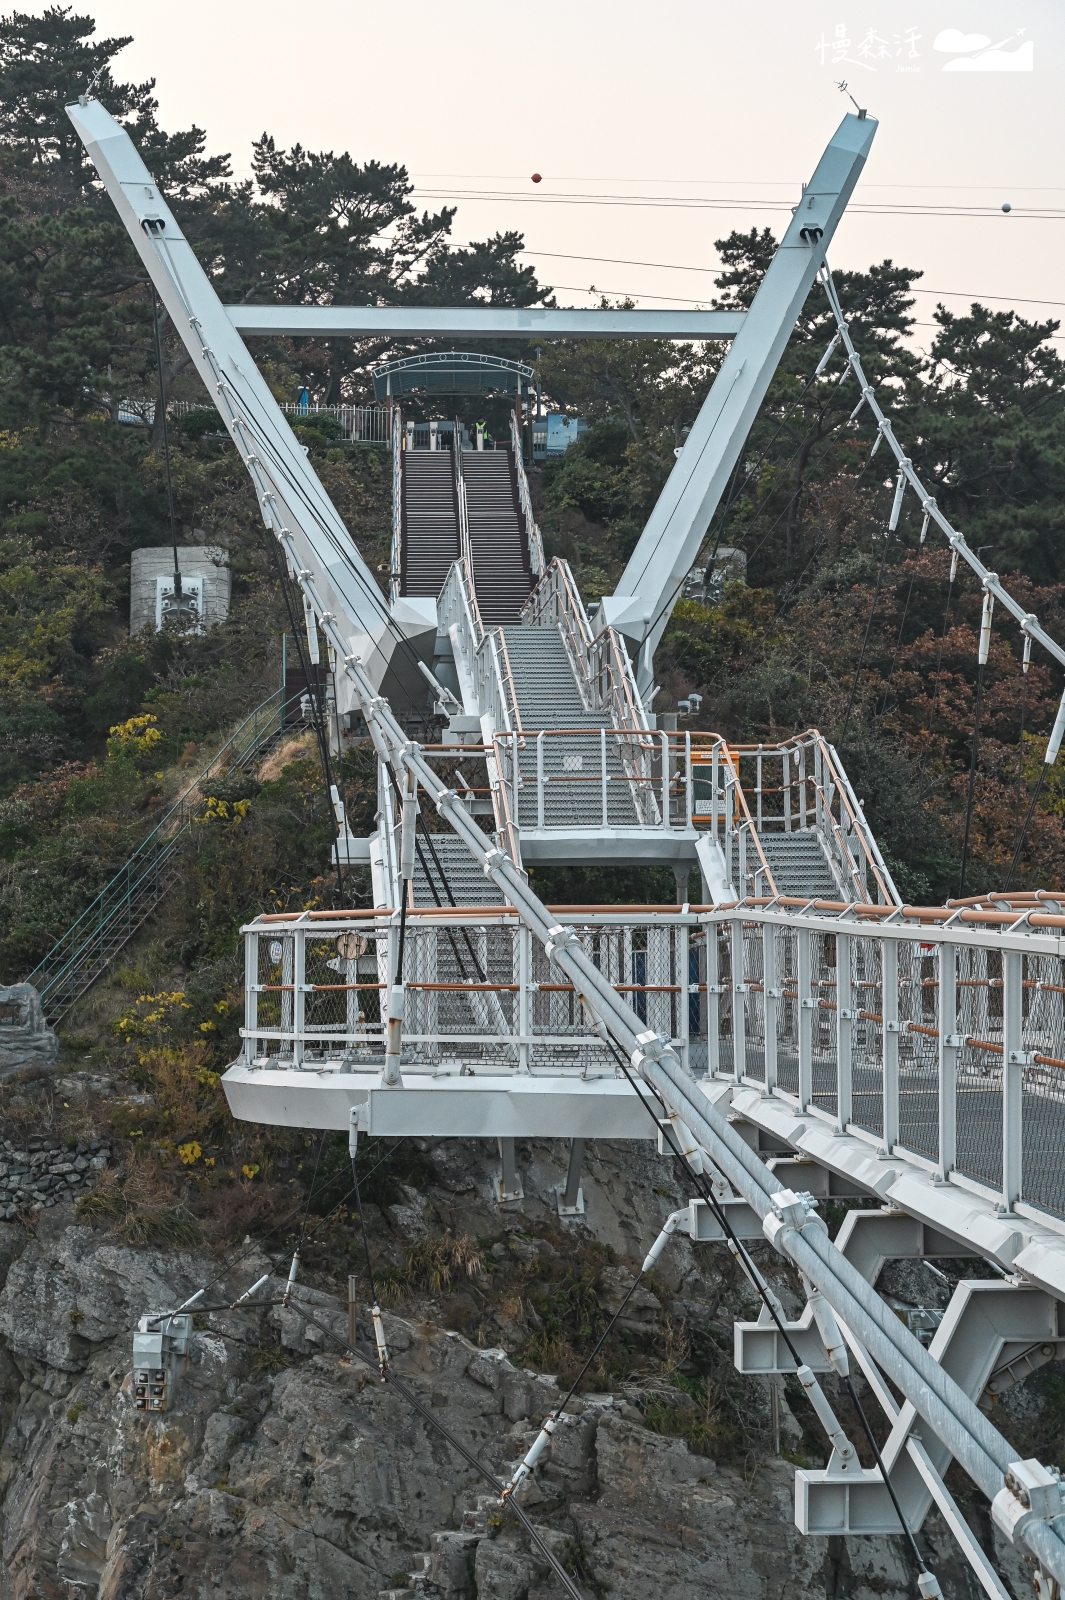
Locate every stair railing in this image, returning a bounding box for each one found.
[510,409,545,577]
[452,421,473,576]
[25,687,288,1022]
[390,402,402,604]
[522,559,649,734]
[725,731,899,906]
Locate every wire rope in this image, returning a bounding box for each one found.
[605,1040,935,1583]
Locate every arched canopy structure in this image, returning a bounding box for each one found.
[372,350,534,400]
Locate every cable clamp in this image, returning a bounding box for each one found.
[944,1033,968,1049]
[1008,1050,1037,1067]
[800,997,818,1010]
[481,847,505,877]
[545,924,579,960]
[706,983,726,996]
[633,1028,667,1064]
[992,1459,1065,1544]
[885,1019,903,1033]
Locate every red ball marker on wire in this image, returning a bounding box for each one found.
[531,173,542,183]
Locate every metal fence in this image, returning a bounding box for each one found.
[239,896,1065,1228]
[241,908,707,1077]
[27,690,288,1023]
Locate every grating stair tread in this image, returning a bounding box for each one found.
[401,453,459,596]
[499,625,640,827]
[463,453,533,626]
[412,832,506,908]
[730,830,841,899]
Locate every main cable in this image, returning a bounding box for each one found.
[606,1038,936,1584]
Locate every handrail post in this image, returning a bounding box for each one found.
[244,931,258,1063]
[706,920,721,1076]
[798,927,813,1110]
[799,741,808,829]
[660,731,669,827]
[712,742,720,841]
[836,932,853,1131]
[763,920,777,1092]
[601,727,608,827]
[938,942,957,1181]
[882,937,899,1154]
[537,732,545,829]
[1003,948,1024,1210]
[281,936,294,1058]
[783,749,792,833]
[731,916,746,1083]
[685,730,693,827]
[293,926,306,1067]
[518,924,531,1073]
[678,918,691,1074]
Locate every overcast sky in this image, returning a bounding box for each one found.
[43,1,1065,347]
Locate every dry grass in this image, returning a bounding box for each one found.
[257,732,315,784]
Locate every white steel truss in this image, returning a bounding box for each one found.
[66,91,1065,1593]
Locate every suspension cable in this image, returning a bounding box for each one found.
[601,1035,936,1585]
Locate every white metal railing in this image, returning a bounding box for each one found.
[726,731,899,906]
[390,403,402,604]
[241,906,704,1076]
[278,403,391,443]
[521,558,649,737]
[239,893,1065,1228]
[510,409,545,576]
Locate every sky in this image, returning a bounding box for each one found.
[42,1,1065,348]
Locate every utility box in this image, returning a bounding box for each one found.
[132,1311,193,1412]
[130,545,230,634]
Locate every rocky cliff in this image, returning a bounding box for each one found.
[0,1131,1043,1600]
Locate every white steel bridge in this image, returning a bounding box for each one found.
[68,92,1065,1600]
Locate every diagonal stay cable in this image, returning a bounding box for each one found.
[604,1038,935,1581]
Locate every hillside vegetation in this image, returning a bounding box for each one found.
[0,8,1061,1254]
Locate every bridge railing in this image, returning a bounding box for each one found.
[237,893,1065,1228]
[712,896,1065,1226]
[239,904,708,1075]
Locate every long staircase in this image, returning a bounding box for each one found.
[401,453,459,597]
[735,831,840,899]
[399,444,532,621]
[25,690,290,1024]
[412,831,505,908]
[502,627,641,828]
[463,452,533,624]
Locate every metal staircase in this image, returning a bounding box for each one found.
[401,452,459,597]
[463,452,533,624]
[25,689,288,1025]
[412,832,505,909]
[737,830,840,900]
[501,626,641,829]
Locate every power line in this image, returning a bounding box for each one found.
[411,186,1065,221]
[513,249,1065,312]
